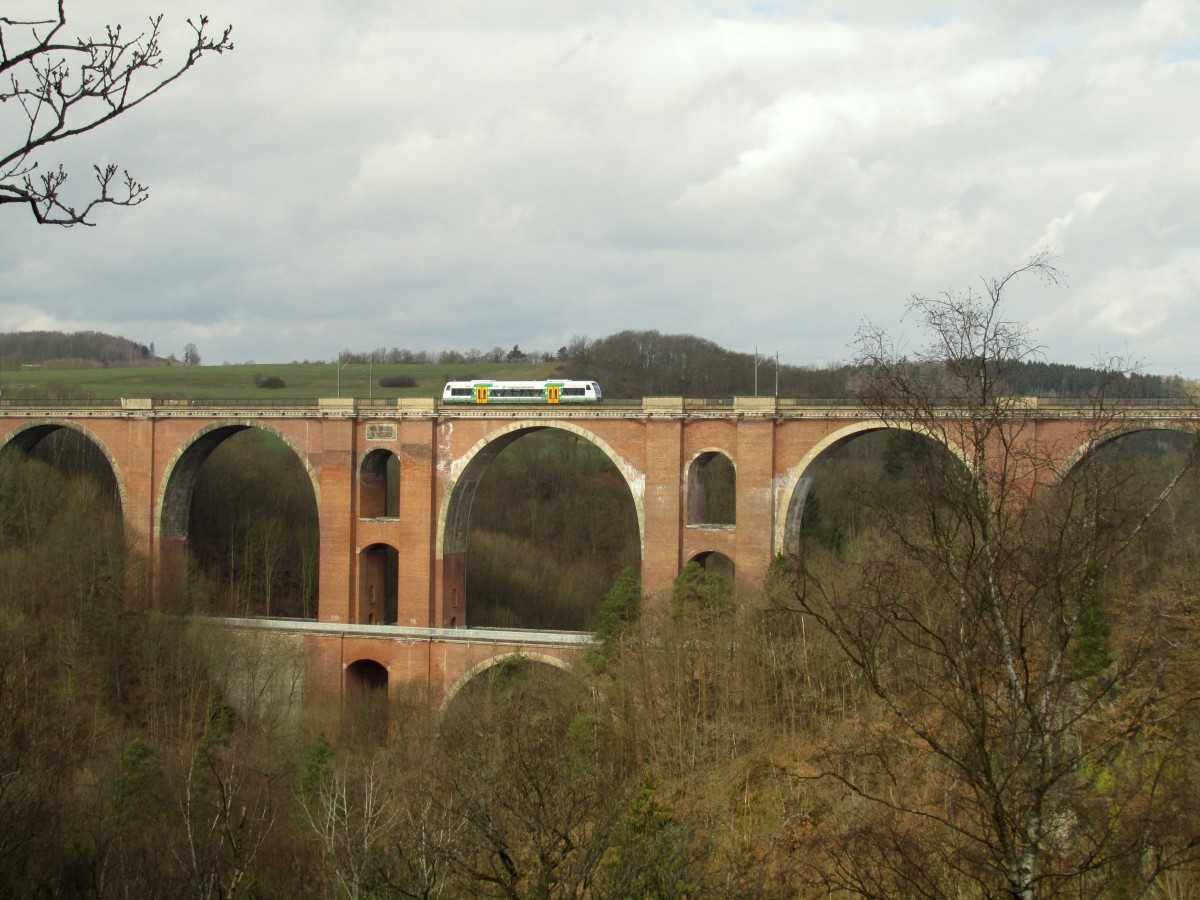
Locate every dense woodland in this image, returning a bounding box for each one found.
[5,294,1200,896]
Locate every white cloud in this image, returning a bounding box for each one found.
[1032,189,1108,254]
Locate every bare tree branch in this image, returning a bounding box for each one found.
[0,2,232,226]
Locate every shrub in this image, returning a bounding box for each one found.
[379,375,416,388]
[254,374,286,389]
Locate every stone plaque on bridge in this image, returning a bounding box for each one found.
[365,423,398,442]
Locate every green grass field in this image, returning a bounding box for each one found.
[0,361,561,402]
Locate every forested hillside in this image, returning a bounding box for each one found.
[0,330,156,367]
[562,329,1187,400]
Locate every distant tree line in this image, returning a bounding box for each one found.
[0,330,156,367]
[336,343,558,366]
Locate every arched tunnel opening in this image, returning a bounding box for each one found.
[347,658,389,692]
[456,428,641,631]
[344,658,389,742]
[1054,427,1200,595]
[0,424,130,612]
[171,427,319,618]
[785,427,961,558]
[440,655,573,738]
[1,424,122,512]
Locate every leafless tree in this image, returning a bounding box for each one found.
[792,253,1200,897]
[1,2,232,225]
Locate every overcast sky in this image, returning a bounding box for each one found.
[2,0,1198,373]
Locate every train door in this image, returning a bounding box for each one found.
[474,384,489,403]
[546,385,560,404]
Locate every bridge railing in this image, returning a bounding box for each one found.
[1033,397,1197,407]
[0,397,122,407]
[134,397,323,407]
[0,396,324,408]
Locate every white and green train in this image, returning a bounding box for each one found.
[441,380,603,404]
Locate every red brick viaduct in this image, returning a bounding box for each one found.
[0,396,1191,709]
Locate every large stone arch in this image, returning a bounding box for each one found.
[440,651,573,712]
[0,420,128,517]
[154,422,321,612]
[157,421,320,541]
[776,420,969,556]
[436,421,645,559]
[1056,421,1197,484]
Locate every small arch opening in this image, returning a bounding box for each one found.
[359,543,398,624]
[360,448,399,518]
[691,550,736,580]
[347,658,389,692]
[688,451,736,526]
[441,654,572,719]
[345,659,389,742]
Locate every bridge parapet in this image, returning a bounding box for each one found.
[1,396,1196,422]
[212,616,594,647]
